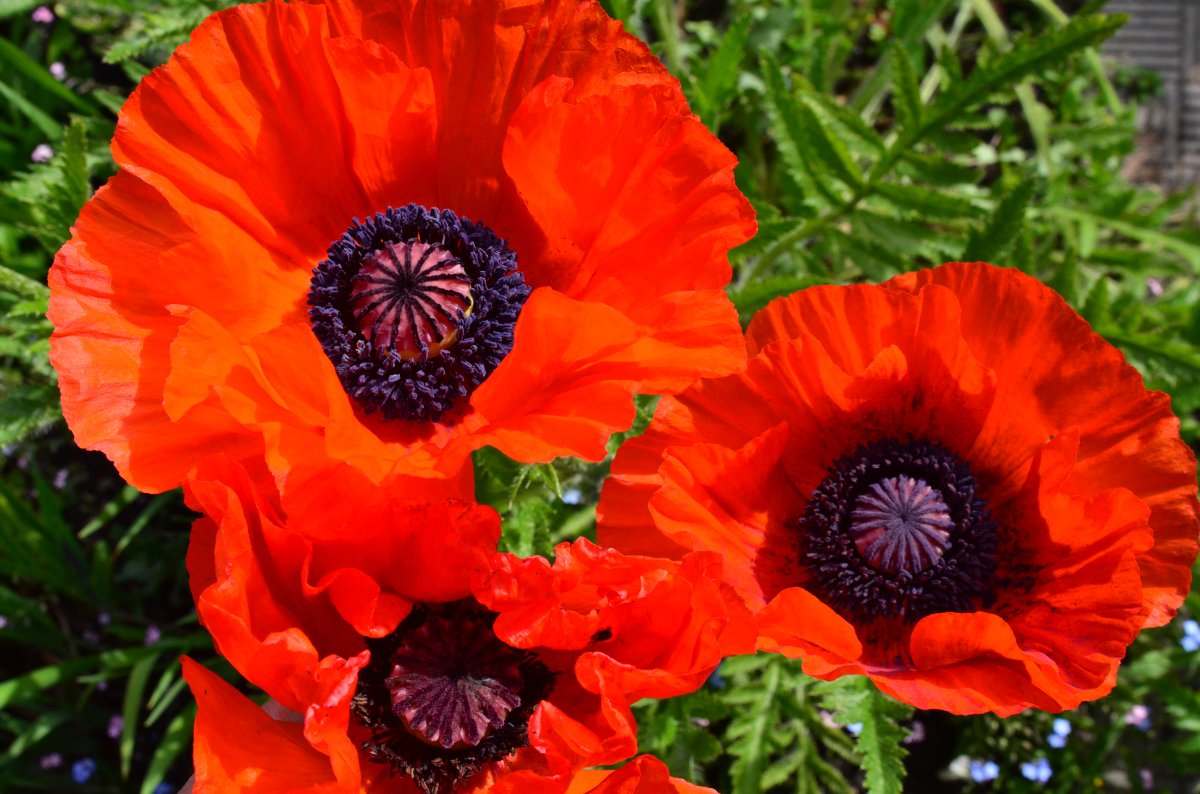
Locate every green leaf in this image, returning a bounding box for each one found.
[891,45,923,132]
[138,703,195,794]
[885,15,1125,173]
[121,653,160,779]
[693,15,751,128]
[0,38,93,114]
[0,79,61,139]
[816,677,912,794]
[963,180,1035,262]
[728,655,781,793]
[1050,207,1200,272]
[874,181,982,221]
[761,56,862,198]
[0,262,49,301]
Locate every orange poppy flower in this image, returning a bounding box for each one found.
[48,0,754,503]
[598,262,1200,715]
[184,456,752,792]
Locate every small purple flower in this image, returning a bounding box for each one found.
[969,760,999,783]
[70,758,96,784]
[846,722,863,736]
[143,625,162,646]
[106,714,123,739]
[49,61,66,81]
[0,615,8,630]
[81,628,100,644]
[39,752,63,770]
[1019,758,1051,784]
[30,5,54,23]
[96,680,109,692]
[1047,717,1070,748]
[31,144,53,163]
[1125,704,1151,731]
[1146,278,1165,298]
[1140,768,1154,789]
[561,487,582,505]
[97,611,111,627]
[152,784,174,794]
[52,468,68,490]
[903,719,925,744]
[1181,619,1200,652]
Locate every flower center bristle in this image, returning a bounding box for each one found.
[850,475,953,575]
[349,240,471,358]
[800,439,998,623]
[353,600,556,794]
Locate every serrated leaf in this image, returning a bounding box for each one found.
[794,79,885,156]
[693,15,751,128]
[884,15,1125,174]
[874,181,981,221]
[728,656,781,793]
[891,45,923,131]
[963,180,1035,261]
[761,56,862,200]
[816,677,911,794]
[0,262,49,301]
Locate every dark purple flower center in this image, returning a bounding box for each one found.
[385,611,524,749]
[800,439,998,623]
[849,475,953,575]
[309,205,529,424]
[353,600,555,794]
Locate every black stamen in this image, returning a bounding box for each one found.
[800,439,998,623]
[308,205,530,424]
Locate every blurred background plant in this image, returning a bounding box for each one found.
[1,0,1198,792]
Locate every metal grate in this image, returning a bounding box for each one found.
[1103,0,1200,186]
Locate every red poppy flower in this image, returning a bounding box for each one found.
[184,456,752,792]
[598,262,1200,715]
[178,657,708,794]
[48,0,754,503]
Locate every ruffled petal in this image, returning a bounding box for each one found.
[48,173,267,493]
[503,76,753,304]
[183,657,345,793]
[468,289,643,462]
[888,262,1199,626]
[647,423,802,607]
[565,756,716,794]
[755,587,864,676]
[114,2,438,266]
[319,0,674,235]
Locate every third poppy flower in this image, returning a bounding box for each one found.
[598,262,1200,715]
[184,455,752,792]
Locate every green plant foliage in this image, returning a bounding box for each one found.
[814,678,913,794]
